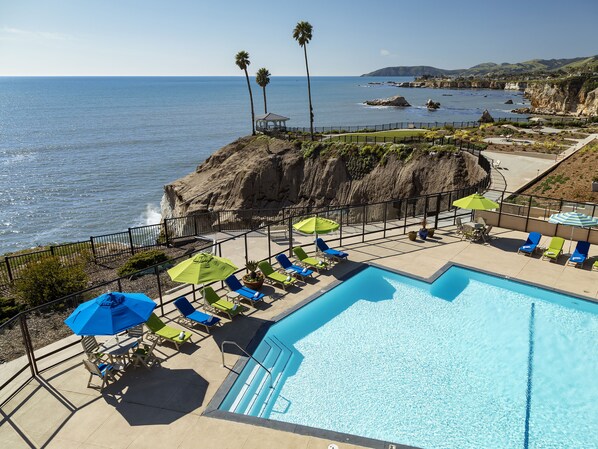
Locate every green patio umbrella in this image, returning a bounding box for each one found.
[452,193,499,210]
[293,216,340,235]
[167,253,237,285]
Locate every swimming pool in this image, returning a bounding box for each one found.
[218,266,598,449]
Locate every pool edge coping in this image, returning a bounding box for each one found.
[203,260,596,449]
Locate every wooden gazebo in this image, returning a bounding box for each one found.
[255,113,290,132]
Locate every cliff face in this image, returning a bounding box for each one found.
[392,79,527,90]
[162,136,487,219]
[525,77,598,116]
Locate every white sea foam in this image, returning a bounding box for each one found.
[139,203,162,226]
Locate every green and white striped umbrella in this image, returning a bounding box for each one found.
[548,212,598,227]
[548,212,598,252]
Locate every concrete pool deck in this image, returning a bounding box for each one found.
[1,226,596,449]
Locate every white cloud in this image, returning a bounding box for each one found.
[380,49,391,56]
[0,27,72,41]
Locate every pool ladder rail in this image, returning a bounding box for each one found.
[220,338,295,417]
[221,340,274,389]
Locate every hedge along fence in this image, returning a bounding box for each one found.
[1,137,489,288]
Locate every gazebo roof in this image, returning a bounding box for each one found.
[255,113,289,121]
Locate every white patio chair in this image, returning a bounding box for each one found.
[83,359,116,390]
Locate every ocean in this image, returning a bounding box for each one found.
[0,76,526,253]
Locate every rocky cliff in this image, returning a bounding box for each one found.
[162,136,488,219]
[524,76,598,116]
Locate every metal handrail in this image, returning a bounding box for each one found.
[221,340,273,388]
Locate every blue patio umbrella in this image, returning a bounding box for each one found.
[64,292,156,336]
[548,212,598,253]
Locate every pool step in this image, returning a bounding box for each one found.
[252,336,295,418]
[223,341,274,413]
[224,336,296,417]
[230,341,282,415]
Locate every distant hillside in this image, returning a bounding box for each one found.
[362,56,598,77]
[363,66,462,77]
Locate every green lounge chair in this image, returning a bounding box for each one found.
[145,313,193,350]
[542,237,565,262]
[258,261,297,290]
[203,286,243,319]
[292,247,329,272]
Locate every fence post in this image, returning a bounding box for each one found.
[434,194,441,229]
[383,202,388,238]
[524,196,533,232]
[403,200,408,233]
[164,221,170,247]
[90,237,97,261]
[339,210,343,246]
[243,233,249,266]
[288,216,293,257]
[497,191,505,228]
[50,246,55,256]
[267,225,272,262]
[117,278,122,292]
[5,257,13,283]
[155,266,164,316]
[128,228,135,255]
[19,314,37,377]
[362,205,366,242]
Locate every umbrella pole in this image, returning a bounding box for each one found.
[569,227,574,254]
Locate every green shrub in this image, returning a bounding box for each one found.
[117,250,169,277]
[0,294,23,323]
[14,256,88,308]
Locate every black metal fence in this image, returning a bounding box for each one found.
[4,181,598,399]
[285,115,594,134]
[0,138,487,287]
[286,117,531,134]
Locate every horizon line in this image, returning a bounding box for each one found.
[0,74,376,78]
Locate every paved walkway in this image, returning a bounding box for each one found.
[484,133,598,193]
[1,226,596,449]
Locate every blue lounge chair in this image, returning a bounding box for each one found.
[517,232,542,256]
[174,296,221,332]
[567,241,590,267]
[224,275,265,305]
[315,238,349,261]
[275,254,314,280]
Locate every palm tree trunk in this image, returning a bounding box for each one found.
[244,69,256,135]
[303,45,314,141]
[263,86,268,114]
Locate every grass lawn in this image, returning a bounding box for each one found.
[328,129,425,142]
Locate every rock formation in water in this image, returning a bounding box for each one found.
[479,110,495,123]
[364,95,411,107]
[162,136,488,220]
[426,99,440,109]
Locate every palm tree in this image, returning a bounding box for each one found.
[255,68,271,114]
[293,21,314,140]
[235,50,256,135]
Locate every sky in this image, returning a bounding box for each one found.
[1,0,597,76]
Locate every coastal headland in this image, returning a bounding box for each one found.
[161,135,488,220]
[363,55,598,117]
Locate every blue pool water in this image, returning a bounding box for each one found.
[220,266,598,449]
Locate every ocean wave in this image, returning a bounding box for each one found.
[135,203,162,227]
